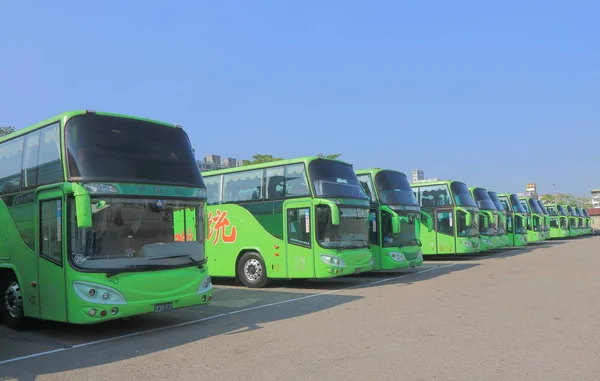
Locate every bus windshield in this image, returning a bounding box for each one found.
[457,209,479,237]
[69,198,205,271]
[557,205,567,216]
[374,171,418,206]
[583,209,590,218]
[527,199,542,213]
[498,196,512,213]
[568,206,576,216]
[546,205,558,216]
[472,188,497,210]
[510,194,527,213]
[450,182,477,207]
[310,160,368,199]
[66,114,204,188]
[488,191,504,213]
[316,206,369,250]
[383,209,421,247]
[538,201,549,215]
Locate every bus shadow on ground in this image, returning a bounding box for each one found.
[0,288,362,380]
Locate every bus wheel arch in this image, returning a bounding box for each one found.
[236,250,271,288]
[0,269,27,329]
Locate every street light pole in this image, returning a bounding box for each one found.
[553,184,557,203]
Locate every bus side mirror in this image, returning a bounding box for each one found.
[381,206,401,234]
[72,184,92,229]
[318,199,340,225]
[456,207,472,227]
[420,210,434,232]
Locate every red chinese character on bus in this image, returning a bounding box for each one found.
[174,228,194,242]
[207,209,237,244]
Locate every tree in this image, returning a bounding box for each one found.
[0,126,16,137]
[317,153,342,159]
[244,154,284,165]
[540,193,592,208]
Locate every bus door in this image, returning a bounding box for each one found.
[283,200,315,278]
[435,208,455,254]
[36,188,67,322]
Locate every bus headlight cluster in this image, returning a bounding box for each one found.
[320,254,346,267]
[389,252,406,262]
[73,281,127,305]
[483,239,493,246]
[197,275,213,294]
[463,241,473,248]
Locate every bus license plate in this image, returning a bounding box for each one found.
[355,268,362,275]
[154,302,173,313]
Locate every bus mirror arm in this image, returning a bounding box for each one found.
[380,206,401,234]
[419,210,434,232]
[71,184,93,229]
[455,207,472,226]
[317,199,340,225]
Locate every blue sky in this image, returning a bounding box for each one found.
[0,1,598,196]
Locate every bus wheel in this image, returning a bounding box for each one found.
[2,274,26,330]
[237,252,270,288]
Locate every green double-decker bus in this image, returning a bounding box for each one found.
[410,180,480,255]
[518,196,544,243]
[544,203,570,239]
[487,190,510,247]
[497,193,528,246]
[534,199,551,240]
[469,187,502,251]
[355,169,432,270]
[202,157,374,288]
[0,110,214,329]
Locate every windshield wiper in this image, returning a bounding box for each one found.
[106,264,161,278]
[336,240,368,252]
[149,255,208,268]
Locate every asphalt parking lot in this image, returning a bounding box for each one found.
[2,237,600,381]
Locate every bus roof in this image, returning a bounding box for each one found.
[202,156,352,176]
[355,168,408,177]
[0,110,177,143]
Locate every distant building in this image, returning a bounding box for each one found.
[525,183,538,199]
[591,189,600,208]
[197,154,248,172]
[411,169,424,183]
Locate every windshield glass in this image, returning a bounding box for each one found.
[310,160,367,199]
[382,209,420,247]
[546,205,558,216]
[488,191,504,213]
[498,196,512,213]
[527,199,542,213]
[568,206,576,216]
[374,171,418,206]
[479,212,498,236]
[457,209,479,237]
[513,215,526,234]
[472,188,497,210]
[66,114,204,187]
[510,195,527,213]
[583,209,590,218]
[450,182,477,207]
[537,201,549,215]
[316,206,369,250]
[557,205,567,216]
[69,197,205,270]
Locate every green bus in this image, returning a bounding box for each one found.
[410,180,480,255]
[202,157,374,288]
[581,208,592,235]
[544,203,570,239]
[574,207,589,236]
[497,193,528,246]
[534,199,551,240]
[0,110,214,329]
[518,196,544,243]
[487,191,510,247]
[469,187,502,251]
[565,205,581,237]
[355,169,432,270]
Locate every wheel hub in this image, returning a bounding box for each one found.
[244,259,262,281]
[4,281,23,319]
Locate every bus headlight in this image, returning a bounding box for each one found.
[463,240,473,248]
[73,281,127,305]
[320,254,346,267]
[197,276,213,294]
[483,239,492,246]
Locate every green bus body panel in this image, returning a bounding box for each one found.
[205,201,374,279]
[355,169,423,271]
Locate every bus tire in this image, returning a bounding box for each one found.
[237,251,270,288]
[2,273,27,330]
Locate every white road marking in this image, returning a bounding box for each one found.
[0,263,457,366]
